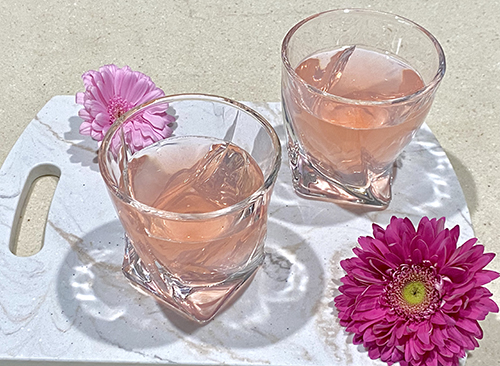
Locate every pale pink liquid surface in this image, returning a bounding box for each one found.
[116,136,266,285]
[288,47,431,188]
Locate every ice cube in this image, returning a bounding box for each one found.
[194,142,257,208]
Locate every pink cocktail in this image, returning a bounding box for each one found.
[281,9,446,207]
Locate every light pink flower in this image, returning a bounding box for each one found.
[335,216,499,366]
[75,64,174,152]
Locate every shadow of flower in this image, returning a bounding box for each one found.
[64,115,99,172]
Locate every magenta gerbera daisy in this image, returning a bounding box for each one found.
[335,216,499,366]
[76,64,174,152]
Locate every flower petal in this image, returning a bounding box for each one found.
[470,252,496,273]
[411,248,423,264]
[416,321,431,345]
[350,268,385,284]
[445,339,461,354]
[75,92,85,105]
[478,297,500,313]
[351,307,387,321]
[474,270,500,286]
[440,265,467,281]
[430,311,447,326]
[430,327,446,347]
[144,110,169,129]
[456,318,482,338]
[79,121,92,135]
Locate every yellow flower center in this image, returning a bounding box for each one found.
[402,281,426,305]
[385,264,441,321]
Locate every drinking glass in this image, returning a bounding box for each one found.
[281,9,446,207]
[98,94,281,323]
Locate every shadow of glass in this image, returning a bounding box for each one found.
[56,219,324,350]
[56,220,179,349]
[157,218,325,348]
[384,126,470,222]
[445,150,478,215]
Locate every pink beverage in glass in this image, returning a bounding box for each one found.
[292,47,428,190]
[124,136,266,284]
[281,9,446,207]
[99,94,281,323]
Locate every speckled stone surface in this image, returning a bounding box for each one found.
[0,97,472,365]
[0,1,499,365]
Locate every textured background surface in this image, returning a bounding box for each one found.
[0,1,499,365]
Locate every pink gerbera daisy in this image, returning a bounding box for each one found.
[335,216,499,366]
[76,64,174,152]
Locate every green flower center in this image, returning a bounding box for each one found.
[402,281,426,305]
[385,264,441,322]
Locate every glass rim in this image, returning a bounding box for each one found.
[98,93,282,220]
[281,8,446,106]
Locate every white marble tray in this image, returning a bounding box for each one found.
[0,96,473,365]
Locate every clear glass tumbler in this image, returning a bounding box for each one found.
[281,9,446,207]
[98,94,281,323]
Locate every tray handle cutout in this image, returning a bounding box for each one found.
[9,163,61,257]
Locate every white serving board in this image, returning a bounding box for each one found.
[0,96,472,365]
